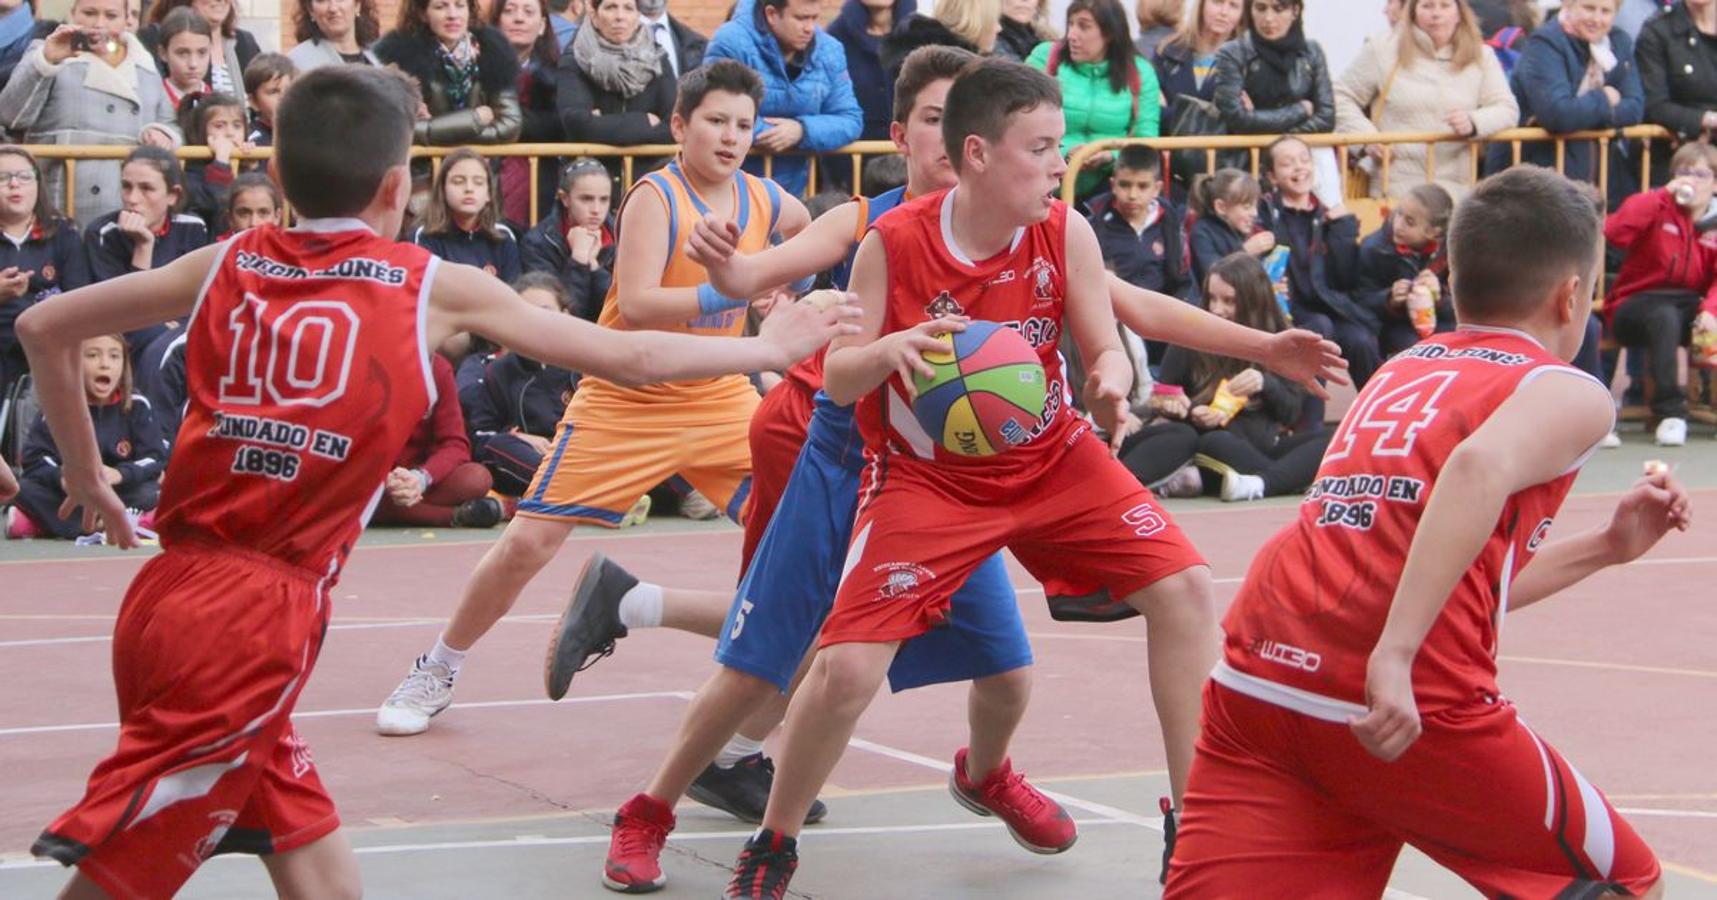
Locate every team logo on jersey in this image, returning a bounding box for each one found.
[1526,517,1554,553]
[285,727,316,779]
[983,270,1017,289]
[39,264,53,281]
[873,561,935,601]
[180,810,239,867]
[1151,241,1164,257]
[1027,257,1057,303]
[114,438,131,458]
[925,291,964,317]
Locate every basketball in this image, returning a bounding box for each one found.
[911,321,1048,457]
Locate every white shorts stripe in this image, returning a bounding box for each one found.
[1570,761,1617,878]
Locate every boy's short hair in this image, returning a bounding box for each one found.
[514,271,573,312]
[861,153,908,196]
[1114,144,1160,176]
[1405,182,1454,233]
[893,45,977,125]
[674,60,765,120]
[242,52,297,96]
[804,189,850,220]
[1670,141,1717,174]
[943,59,1062,174]
[275,66,419,219]
[1449,166,1602,321]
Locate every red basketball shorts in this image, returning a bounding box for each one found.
[820,430,1207,647]
[32,542,340,899]
[741,378,817,577]
[1165,680,1661,898]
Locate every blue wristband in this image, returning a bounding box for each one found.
[697,282,746,316]
[787,273,816,295]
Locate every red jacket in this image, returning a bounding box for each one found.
[1604,188,1717,323]
[391,354,472,484]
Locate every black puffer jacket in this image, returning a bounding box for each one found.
[1210,31,1335,135]
[375,26,523,145]
[1637,3,1717,141]
[880,14,979,79]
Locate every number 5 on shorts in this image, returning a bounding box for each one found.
[729,600,755,641]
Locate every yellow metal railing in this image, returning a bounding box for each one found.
[1058,124,1678,203]
[21,126,1676,224]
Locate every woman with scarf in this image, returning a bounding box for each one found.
[375,0,523,146]
[554,0,674,152]
[1484,0,1642,203]
[1210,0,1334,139]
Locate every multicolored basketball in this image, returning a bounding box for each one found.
[911,321,1048,457]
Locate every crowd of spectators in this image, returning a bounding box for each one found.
[4,0,1717,540]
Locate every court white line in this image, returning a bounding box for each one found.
[1617,808,1717,820]
[0,691,694,737]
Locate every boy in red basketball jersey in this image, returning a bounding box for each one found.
[1166,167,1688,897]
[717,59,1225,898]
[16,66,854,900]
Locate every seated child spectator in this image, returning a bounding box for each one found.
[177,92,251,233]
[1259,135,1377,388]
[67,146,210,353]
[242,52,296,147]
[8,334,164,539]
[1151,253,1332,502]
[0,147,82,398]
[218,171,282,239]
[371,353,500,529]
[1188,167,1271,290]
[156,7,214,109]
[1356,182,1455,358]
[520,157,612,321]
[457,272,580,498]
[412,147,522,283]
[1603,141,1717,447]
[1088,145,1191,301]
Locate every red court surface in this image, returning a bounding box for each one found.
[1,477,1714,897]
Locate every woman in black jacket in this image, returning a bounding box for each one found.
[555,0,675,148]
[1637,0,1717,178]
[1209,0,1334,138]
[0,146,80,399]
[375,0,524,145]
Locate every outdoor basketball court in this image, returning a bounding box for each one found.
[2,440,1713,898]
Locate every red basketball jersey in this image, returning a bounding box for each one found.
[154,221,440,578]
[1218,327,1608,716]
[856,189,1079,480]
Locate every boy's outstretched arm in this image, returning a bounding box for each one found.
[16,244,223,548]
[687,202,863,300]
[1107,275,1349,397]
[1507,466,1691,611]
[430,262,860,389]
[821,231,962,407]
[1350,370,1614,763]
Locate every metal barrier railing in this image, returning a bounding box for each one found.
[1058,124,1678,203]
[18,125,1677,225]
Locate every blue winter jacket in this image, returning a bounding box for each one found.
[1485,19,1644,184]
[827,0,916,142]
[705,0,864,195]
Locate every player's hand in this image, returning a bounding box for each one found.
[750,288,791,318]
[117,210,154,245]
[0,266,31,301]
[687,215,756,298]
[1189,404,1224,429]
[758,291,866,369]
[0,456,16,505]
[1082,370,1130,456]
[1262,328,1347,399]
[1601,465,1692,565]
[1243,231,1276,257]
[1227,368,1264,398]
[879,316,967,400]
[58,467,137,549]
[1351,649,1421,762]
[102,465,123,485]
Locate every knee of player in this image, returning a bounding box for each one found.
[1128,567,1220,625]
[808,648,889,714]
[971,665,1033,705]
[712,665,783,705]
[493,516,572,568]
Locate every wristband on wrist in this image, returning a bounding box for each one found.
[787,273,816,295]
[697,282,746,316]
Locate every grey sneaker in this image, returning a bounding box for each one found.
[679,489,721,521]
[376,655,456,736]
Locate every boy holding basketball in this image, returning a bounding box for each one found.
[714,59,1224,898]
[375,60,818,737]
[17,66,852,900]
[1166,167,1685,896]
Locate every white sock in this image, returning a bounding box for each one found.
[617,582,664,629]
[425,636,467,675]
[714,734,765,769]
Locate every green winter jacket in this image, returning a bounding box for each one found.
[1026,41,1161,196]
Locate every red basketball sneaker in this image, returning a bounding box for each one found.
[948,747,1077,854]
[603,793,675,893]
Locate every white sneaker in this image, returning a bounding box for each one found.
[1655,417,1687,447]
[1599,431,1622,449]
[1152,465,1204,499]
[679,489,721,521]
[1220,471,1266,503]
[376,656,456,736]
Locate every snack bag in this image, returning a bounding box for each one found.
[1262,246,1293,322]
[1209,378,1245,425]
